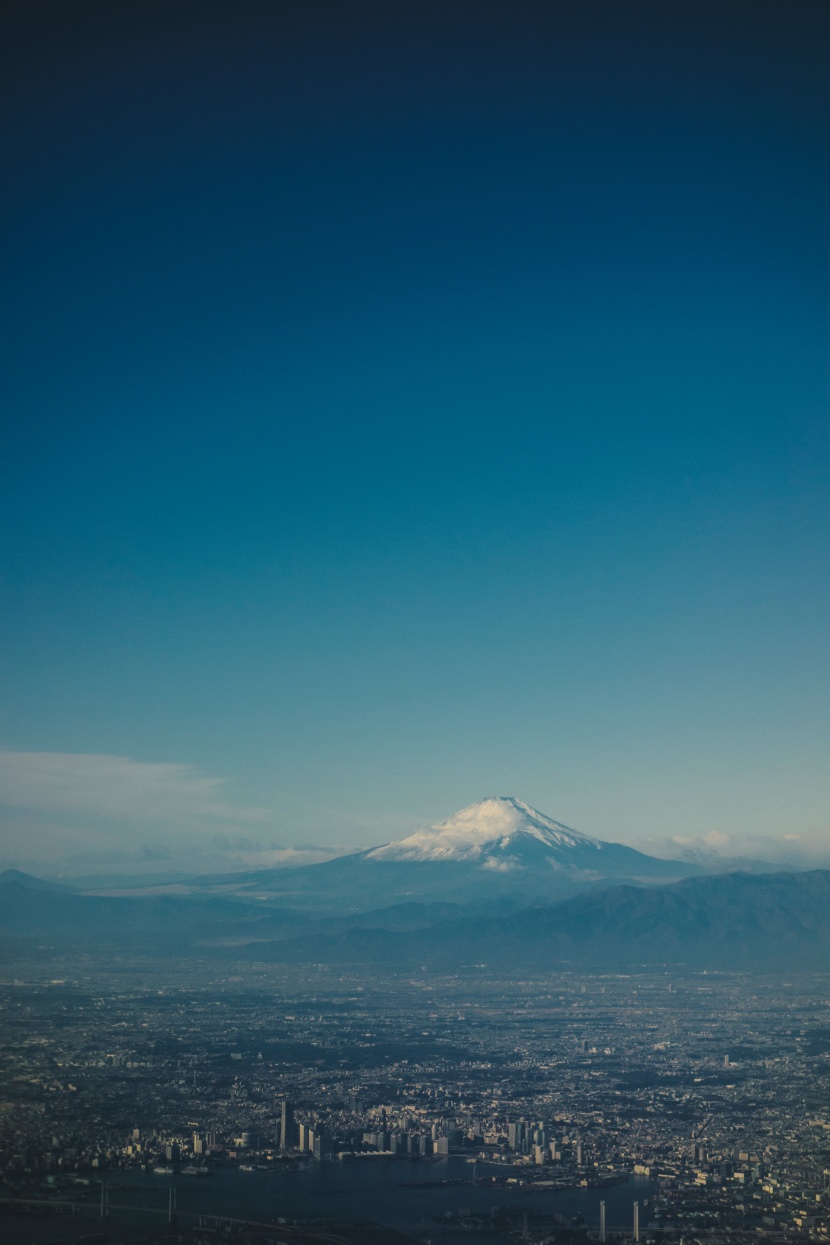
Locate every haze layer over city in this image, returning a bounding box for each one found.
[2,3,830,1245]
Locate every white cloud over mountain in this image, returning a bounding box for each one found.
[629,828,830,870]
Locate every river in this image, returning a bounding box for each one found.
[106,1160,653,1243]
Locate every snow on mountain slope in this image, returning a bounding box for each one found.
[169,797,696,914]
[367,796,605,865]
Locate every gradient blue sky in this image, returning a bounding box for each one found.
[2,1,830,873]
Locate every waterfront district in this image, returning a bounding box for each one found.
[3,965,830,1244]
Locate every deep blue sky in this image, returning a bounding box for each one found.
[2,1,829,872]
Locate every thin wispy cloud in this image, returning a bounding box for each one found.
[0,750,268,825]
[0,750,281,876]
[0,751,375,876]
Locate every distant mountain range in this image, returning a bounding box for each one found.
[3,797,830,971]
[0,867,74,892]
[3,867,830,971]
[269,869,830,972]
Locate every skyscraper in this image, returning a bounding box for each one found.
[312,1125,330,1161]
[279,1100,295,1151]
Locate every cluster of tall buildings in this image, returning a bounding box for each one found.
[507,1119,581,1166]
[277,1100,330,1160]
[283,1100,468,1159]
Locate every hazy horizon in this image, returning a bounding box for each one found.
[2,772,829,880]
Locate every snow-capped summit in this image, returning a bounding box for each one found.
[366,795,603,865]
[194,795,698,910]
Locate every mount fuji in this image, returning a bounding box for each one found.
[367,795,636,869]
[201,795,699,911]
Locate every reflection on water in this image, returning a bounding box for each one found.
[109,1160,651,1244]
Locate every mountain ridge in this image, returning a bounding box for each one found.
[244,868,830,971]
[4,865,830,971]
[0,868,74,892]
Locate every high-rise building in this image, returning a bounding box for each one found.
[312,1126,330,1161]
[633,1201,640,1242]
[280,1100,295,1151]
[599,1200,606,1243]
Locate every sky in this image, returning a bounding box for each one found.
[2,1,830,876]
